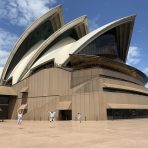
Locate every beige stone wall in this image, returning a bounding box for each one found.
[9,67,148,120]
[12,68,71,98]
[72,92,102,120]
[71,92,148,121]
[71,67,148,120]
[10,68,71,119]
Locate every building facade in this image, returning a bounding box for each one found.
[0,5,148,120]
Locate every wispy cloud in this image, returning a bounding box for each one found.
[0,0,57,27]
[0,28,18,67]
[0,50,10,67]
[89,16,100,31]
[126,46,141,66]
[0,28,18,52]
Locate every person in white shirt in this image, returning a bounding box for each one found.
[17,110,23,125]
[48,111,56,122]
[76,113,81,123]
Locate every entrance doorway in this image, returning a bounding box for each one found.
[0,106,8,119]
[0,96,9,120]
[59,110,72,120]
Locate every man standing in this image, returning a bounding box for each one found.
[76,113,81,123]
[17,110,23,125]
[48,111,56,128]
[49,111,56,122]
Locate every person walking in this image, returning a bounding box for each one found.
[48,111,56,128]
[76,113,81,123]
[17,110,23,125]
[49,111,56,122]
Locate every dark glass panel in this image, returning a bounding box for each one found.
[107,109,148,120]
[5,20,54,80]
[78,29,118,58]
[0,96,9,104]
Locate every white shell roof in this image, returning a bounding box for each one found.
[1,9,135,85]
[19,16,88,81]
[0,5,63,84]
[62,15,135,66]
[8,40,45,84]
[31,37,76,70]
[2,15,88,84]
[31,15,135,70]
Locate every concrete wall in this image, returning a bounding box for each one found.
[10,68,71,120]
[9,67,148,120]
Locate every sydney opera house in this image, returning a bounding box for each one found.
[0,5,148,121]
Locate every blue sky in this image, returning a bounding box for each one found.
[0,0,147,86]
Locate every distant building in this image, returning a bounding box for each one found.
[0,5,148,120]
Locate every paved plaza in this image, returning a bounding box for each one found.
[0,119,148,148]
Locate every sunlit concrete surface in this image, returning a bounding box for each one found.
[0,119,148,148]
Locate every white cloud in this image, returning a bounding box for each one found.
[0,50,10,67]
[0,28,18,52]
[0,0,57,27]
[89,16,100,31]
[0,28,18,67]
[126,46,141,65]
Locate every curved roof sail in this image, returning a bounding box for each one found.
[1,10,140,85]
[1,5,64,85]
[19,16,88,81]
[62,15,135,66]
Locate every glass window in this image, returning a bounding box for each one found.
[78,29,118,58]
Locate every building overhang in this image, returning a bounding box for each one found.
[0,86,17,96]
[66,54,148,85]
[103,83,148,96]
[56,101,72,110]
[20,87,29,93]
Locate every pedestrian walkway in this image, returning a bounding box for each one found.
[0,119,148,148]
